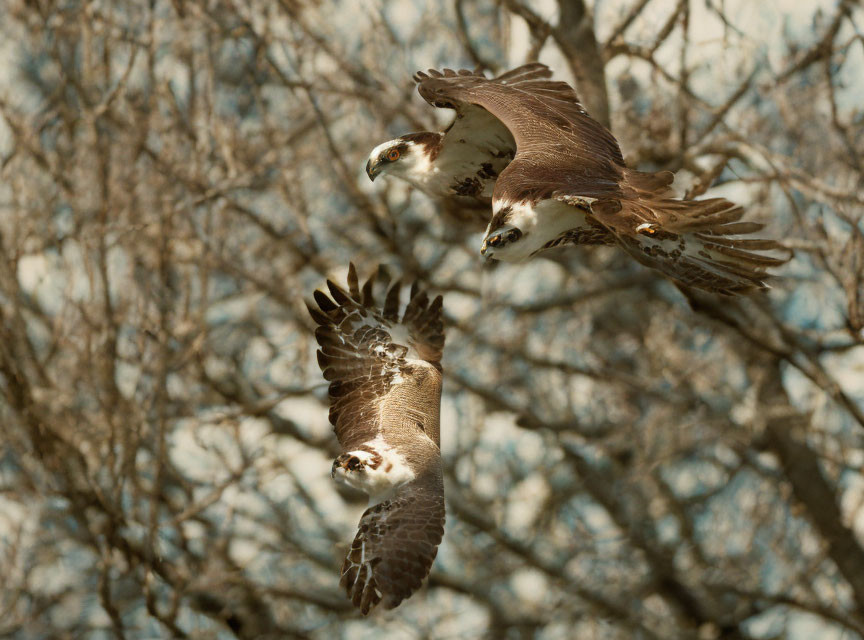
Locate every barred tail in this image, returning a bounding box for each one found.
[618,197,790,295]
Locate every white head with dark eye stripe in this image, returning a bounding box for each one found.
[480,224,523,259]
[481,199,590,263]
[366,133,442,182]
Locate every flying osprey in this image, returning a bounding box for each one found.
[308,264,445,615]
[369,64,785,294]
[366,69,519,226]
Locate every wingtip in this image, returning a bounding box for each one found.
[313,289,336,312]
[376,264,392,289]
[306,301,330,325]
[327,279,351,305]
[347,262,361,300]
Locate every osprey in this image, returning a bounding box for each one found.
[373,64,786,294]
[308,264,445,615]
[365,69,520,225]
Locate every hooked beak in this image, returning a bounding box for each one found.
[366,158,380,182]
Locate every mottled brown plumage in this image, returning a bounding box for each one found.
[414,64,788,294]
[366,69,522,226]
[308,264,445,614]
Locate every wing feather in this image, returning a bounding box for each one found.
[414,66,561,189]
[415,63,625,205]
[416,63,623,165]
[309,264,445,450]
[341,473,445,614]
[309,265,447,615]
[346,262,361,299]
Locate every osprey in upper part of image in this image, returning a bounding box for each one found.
[367,64,787,295]
[308,264,445,615]
[365,67,519,227]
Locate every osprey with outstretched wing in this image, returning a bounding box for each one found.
[308,264,445,614]
[370,64,786,295]
[365,68,526,225]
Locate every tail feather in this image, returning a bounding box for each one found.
[708,243,788,266]
[700,222,765,236]
[608,197,789,295]
[587,169,791,294]
[695,235,778,250]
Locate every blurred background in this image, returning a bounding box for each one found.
[0,0,863,638]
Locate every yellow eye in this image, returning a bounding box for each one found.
[387,149,401,161]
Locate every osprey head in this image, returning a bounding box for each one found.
[366,133,441,182]
[480,224,525,260]
[479,201,532,262]
[481,198,599,263]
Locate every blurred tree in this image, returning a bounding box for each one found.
[0,0,862,638]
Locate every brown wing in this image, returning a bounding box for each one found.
[414,63,626,203]
[419,68,520,161]
[341,471,445,614]
[308,264,445,451]
[415,67,786,292]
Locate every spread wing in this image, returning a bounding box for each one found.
[415,67,522,163]
[309,264,447,614]
[308,263,444,450]
[414,63,626,202]
[341,473,445,614]
[416,65,786,294]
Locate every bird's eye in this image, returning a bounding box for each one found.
[387,149,401,161]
